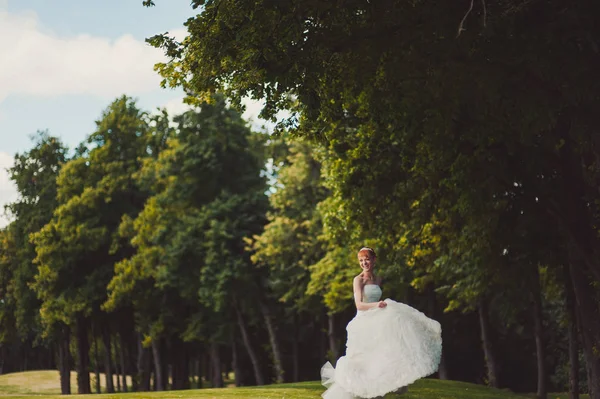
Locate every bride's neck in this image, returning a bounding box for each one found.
[362,271,375,280]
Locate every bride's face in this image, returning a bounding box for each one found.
[358,254,375,272]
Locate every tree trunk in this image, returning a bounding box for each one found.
[22,345,28,371]
[181,344,190,389]
[137,334,151,391]
[478,298,499,388]
[209,342,224,388]
[562,264,580,399]
[292,315,299,382]
[569,314,580,399]
[92,325,101,394]
[49,346,55,369]
[195,357,201,388]
[204,351,211,388]
[320,317,327,362]
[151,359,157,390]
[151,338,165,391]
[554,115,600,284]
[260,301,284,383]
[115,347,122,392]
[426,283,436,318]
[231,331,242,386]
[569,261,600,399]
[160,340,169,390]
[0,344,4,375]
[119,332,128,392]
[57,328,71,394]
[234,304,265,385]
[171,339,190,390]
[328,313,339,362]
[129,332,138,392]
[102,326,115,393]
[169,339,177,390]
[76,315,91,394]
[438,350,449,380]
[191,357,197,388]
[531,267,547,399]
[427,285,448,380]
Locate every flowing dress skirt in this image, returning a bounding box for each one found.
[321,299,442,399]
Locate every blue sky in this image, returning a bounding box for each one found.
[1,0,194,155]
[0,0,267,226]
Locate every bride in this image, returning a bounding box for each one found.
[320,247,442,399]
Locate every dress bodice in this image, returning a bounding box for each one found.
[363,284,382,303]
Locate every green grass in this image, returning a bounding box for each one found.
[0,370,69,395]
[0,370,132,395]
[0,370,589,399]
[525,395,590,399]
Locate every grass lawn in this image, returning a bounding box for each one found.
[0,370,588,399]
[0,370,132,395]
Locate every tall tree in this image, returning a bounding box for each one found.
[31,97,152,394]
[1,132,68,387]
[250,140,329,380]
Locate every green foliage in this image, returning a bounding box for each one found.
[250,141,327,311]
[31,97,151,333]
[105,96,268,342]
[0,229,18,344]
[146,0,600,291]
[1,132,68,341]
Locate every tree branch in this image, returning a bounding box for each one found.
[481,0,487,28]
[456,0,475,38]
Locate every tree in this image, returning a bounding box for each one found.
[1,132,68,388]
[250,140,329,380]
[0,228,18,375]
[31,97,152,394]
[5,132,68,339]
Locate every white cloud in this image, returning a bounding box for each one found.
[169,28,188,43]
[158,96,273,129]
[242,98,265,126]
[0,151,17,228]
[161,96,193,118]
[241,98,291,132]
[0,9,170,103]
[158,96,286,133]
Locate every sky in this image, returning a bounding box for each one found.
[0,0,266,227]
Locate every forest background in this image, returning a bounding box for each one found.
[1,1,600,399]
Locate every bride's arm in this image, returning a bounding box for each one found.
[353,277,384,311]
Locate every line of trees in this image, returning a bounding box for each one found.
[0,97,357,394]
[0,93,594,398]
[1,96,276,392]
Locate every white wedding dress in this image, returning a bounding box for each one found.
[321,284,442,399]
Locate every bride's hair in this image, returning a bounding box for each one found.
[358,247,376,258]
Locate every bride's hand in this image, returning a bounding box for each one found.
[378,301,387,308]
